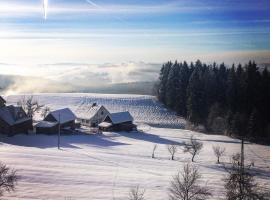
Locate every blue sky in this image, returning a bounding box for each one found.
[0,0,270,86]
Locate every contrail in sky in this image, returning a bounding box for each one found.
[43,0,48,19]
[85,0,101,8]
[85,0,127,24]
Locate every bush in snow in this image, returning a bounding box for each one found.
[224,153,268,200]
[128,185,145,200]
[183,136,203,162]
[212,145,226,164]
[152,144,158,159]
[41,106,50,119]
[167,144,178,160]
[0,162,18,197]
[169,163,212,200]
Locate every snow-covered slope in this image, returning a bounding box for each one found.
[0,128,270,200]
[0,93,269,199]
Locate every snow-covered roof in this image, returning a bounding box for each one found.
[107,111,133,125]
[35,121,58,128]
[48,108,76,124]
[0,105,30,125]
[77,105,107,119]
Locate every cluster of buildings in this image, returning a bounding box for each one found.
[0,96,136,136]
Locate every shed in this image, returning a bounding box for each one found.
[35,121,58,134]
[99,111,136,132]
[44,108,76,129]
[77,105,110,127]
[0,105,32,136]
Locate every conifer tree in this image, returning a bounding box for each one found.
[216,63,227,107]
[158,61,172,104]
[245,61,260,114]
[187,65,205,125]
[174,61,190,116]
[226,65,237,112]
[166,61,180,109]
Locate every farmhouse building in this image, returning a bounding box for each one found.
[77,105,110,127]
[98,111,136,132]
[44,108,76,129]
[0,103,33,136]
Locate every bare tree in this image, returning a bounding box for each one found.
[183,136,203,162]
[169,163,212,200]
[129,185,145,200]
[0,162,19,197]
[167,144,178,160]
[212,145,226,164]
[152,144,158,158]
[224,153,267,200]
[41,106,50,119]
[17,96,44,119]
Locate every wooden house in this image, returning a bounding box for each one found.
[77,105,110,127]
[0,104,33,136]
[44,108,76,129]
[98,111,136,132]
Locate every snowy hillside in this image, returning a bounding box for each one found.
[0,93,269,199]
[5,93,185,128]
[0,128,270,199]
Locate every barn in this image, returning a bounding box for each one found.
[0,102,33,136]
[77,105,110,127]
[44,108,76,129]
[98,111,136,132]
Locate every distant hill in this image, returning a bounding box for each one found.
[0,74,156,95]
[79,82,156,95]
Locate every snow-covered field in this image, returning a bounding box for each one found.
[0,93,269,199]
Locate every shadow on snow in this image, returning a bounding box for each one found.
[115,131,183,145]
[0,134,128,149]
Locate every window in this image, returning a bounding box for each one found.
[101,111,104,115]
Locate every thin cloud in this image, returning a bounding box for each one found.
[2,27,270,40]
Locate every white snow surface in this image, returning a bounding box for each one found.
[0,93,269,200]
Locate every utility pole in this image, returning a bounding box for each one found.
[240,137,244,168]
[58,113,61,150]
[239,136,245,197]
